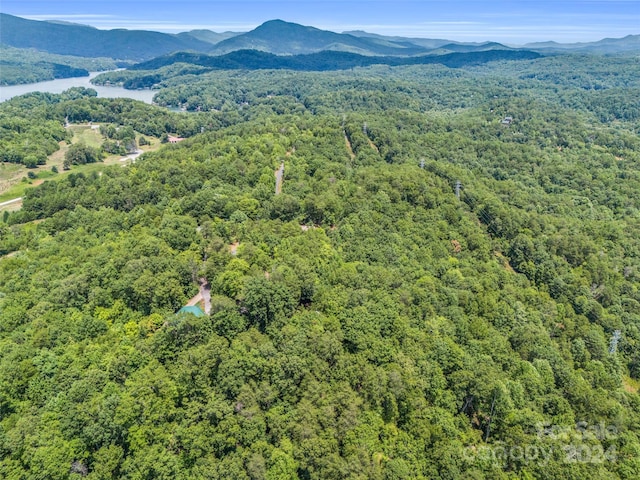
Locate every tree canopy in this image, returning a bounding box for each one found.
[1,54,640,479]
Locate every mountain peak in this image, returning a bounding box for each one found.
[250,19,322,36]
[259,19,293,27]
[211,19,428,56]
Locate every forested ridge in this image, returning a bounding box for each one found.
[90,49,542,90]
[0,13,213,62]
[115,49,541,75]
[1,55,640,479]
[0,45,126,86]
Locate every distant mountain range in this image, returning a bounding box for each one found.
[177,30,241,45]
[343,31,452,50]
[1,13,638,63]
[207,19,431,56]
[525,35,640,54]
[0,13,212,61]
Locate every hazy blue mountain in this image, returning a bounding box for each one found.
[3,12,634,63]
[0,13,213,61]
[428,42,513,54]
[343,30,452,49]
[178,30,242,45]
[209,20,429,56]
[525,34,640,54]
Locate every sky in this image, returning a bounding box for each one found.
[2,1,639,44]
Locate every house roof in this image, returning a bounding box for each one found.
[178,305,205,317]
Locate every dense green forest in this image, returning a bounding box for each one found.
[0,88,229,167]
[0,45,123,86]
[90,49,541,90]
[1,54,640,479]
[0,61,88,87]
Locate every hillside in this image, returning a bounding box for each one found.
[108,49,541,80]
[90,49,541,90]
[0,60,89,86]
[0,13,213,61]
[1,54,640,478]
[0,45,123,86]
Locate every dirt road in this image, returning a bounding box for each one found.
[0,197,22,212]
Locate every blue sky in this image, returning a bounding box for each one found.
[2,1,639,44]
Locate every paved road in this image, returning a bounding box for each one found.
[120,149,144,163]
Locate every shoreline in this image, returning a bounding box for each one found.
[0,71,155,104]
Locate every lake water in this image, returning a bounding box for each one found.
[0,72,156,104]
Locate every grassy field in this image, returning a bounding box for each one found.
[73,125,104,148]
[0,124,162,210]
[0,163,27,199]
